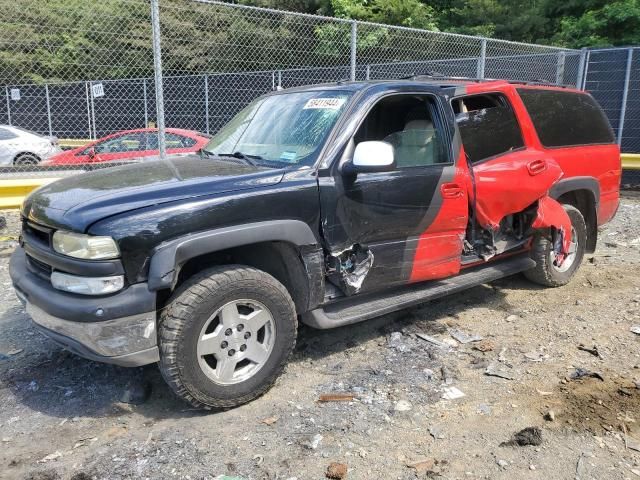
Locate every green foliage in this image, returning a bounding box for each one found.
[0,0,637,85]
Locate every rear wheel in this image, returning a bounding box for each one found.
[524,204,586,287]
[14,153,40,166]
[158,265,297,409]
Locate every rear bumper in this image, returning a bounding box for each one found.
[10,248,159,367]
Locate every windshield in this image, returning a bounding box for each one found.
[203,90,352,166]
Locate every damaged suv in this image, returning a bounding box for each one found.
[11,78,620,409]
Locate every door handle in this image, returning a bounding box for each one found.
[527,159,547,176]
[441,182,463,199]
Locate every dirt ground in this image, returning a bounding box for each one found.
[1,196,639,480]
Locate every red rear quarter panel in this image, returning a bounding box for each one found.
[545,144,621,225]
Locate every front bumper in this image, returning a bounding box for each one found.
[10,248,159,367]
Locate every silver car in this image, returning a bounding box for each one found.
[0,125,61,166]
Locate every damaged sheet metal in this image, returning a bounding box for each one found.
[472,155,563,230]
[531,195,572,265]
[328,244,374,295]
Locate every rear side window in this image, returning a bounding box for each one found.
[517,89,615,147]
[453,93,525,163]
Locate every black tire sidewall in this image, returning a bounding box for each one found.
[164,270,296,405]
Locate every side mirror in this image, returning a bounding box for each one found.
[343,141,396,174]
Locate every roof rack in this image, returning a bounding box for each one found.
[400,72,573,88]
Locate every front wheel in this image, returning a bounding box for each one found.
[158,265,297,409]
[524,204,587,287]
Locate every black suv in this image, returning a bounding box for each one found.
[10,79,620,408]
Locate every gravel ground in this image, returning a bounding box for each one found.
[0,196,639,480]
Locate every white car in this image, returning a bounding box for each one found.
[0,125,61,166]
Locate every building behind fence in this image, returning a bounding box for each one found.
[4,0,636,179]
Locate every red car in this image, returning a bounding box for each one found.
[44,128,209,165]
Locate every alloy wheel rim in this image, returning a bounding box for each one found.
[196,299,276,385]
[551,226,578,273]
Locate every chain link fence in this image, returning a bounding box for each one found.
[0,0,582,176]
[584,47,640,187]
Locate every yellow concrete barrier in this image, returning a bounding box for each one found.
[0,178,59,209]
[621,153,640,170]
[59,138,90,149]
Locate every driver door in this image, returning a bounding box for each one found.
[319,93,469,294]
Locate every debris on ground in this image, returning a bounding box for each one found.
[38,451,62,463]
[500,427,543,447]
[415,333,451,350]
[318,393,356,402]
[394,400,412,412]
[406,457,435,473]
[442,386,465,400]
[387,331,410,352]
[567,368,605,382]
[301,433,323,450]
[484,362,516,380]
[497,459,509,469]
[325,462,348,479]
[631,325,640,335]
[260,416,278,426]
[577,344,601,357]
[628,436,640,453]
[430,426,446,440]
[473,340,495,352]
[449,329,483,344]
[543,410,556,422]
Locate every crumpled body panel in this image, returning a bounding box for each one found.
[531,195,572,264]
[472,155,563,230]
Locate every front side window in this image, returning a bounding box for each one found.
[517,88,615,147]
[204,90,352,166]
[454,93,525,163]
[95,133,146,153]
[354,94,449,168]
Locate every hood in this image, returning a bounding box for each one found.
[23,155,285,231]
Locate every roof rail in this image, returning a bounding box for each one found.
[400,72,573,88]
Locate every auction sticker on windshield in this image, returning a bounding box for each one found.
[303,98,346,110]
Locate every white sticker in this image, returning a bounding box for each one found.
[10,88,20,101]
[303,98,345,110]
[92,83,105,98]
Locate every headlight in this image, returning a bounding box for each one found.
[52,231,120,260]
[51,272,124,295]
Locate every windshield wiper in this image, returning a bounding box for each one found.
[217,151,263,166]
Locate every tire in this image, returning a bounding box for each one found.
[158,265,297,409]
[14,153,40,166]
[524,204,586,287]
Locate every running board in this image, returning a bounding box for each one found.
[301,255,536,329]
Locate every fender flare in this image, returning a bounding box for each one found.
[147,220,319,291]
[549,176,600,210]
[548,176,600,253]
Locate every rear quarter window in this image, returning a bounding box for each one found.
[517,89,615,147]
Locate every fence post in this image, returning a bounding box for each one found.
[576,47,588,89]
[366,65,370,80]
[618,47,633,146]
[350,21,357,81]
[477,39,487,79]
[45,84,53,137]
[143,79,149,128]
[150,0,167,160]
[278,70,282,89]
[5,87,11,125]
[85,82,92,139]
[555,51,566,85]
[204,74,210,135]
[89,82,97,140]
